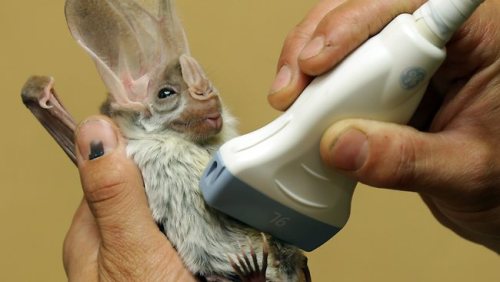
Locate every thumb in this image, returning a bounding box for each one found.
[75,116,158,244]
[320,119,481,198]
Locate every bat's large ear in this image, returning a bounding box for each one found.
[180,54,212,96]
[65,0,190,111]
[152,0,191,56]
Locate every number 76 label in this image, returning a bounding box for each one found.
[270,212,291,227]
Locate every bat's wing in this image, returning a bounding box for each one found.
[65,0,190,111]
[21,76,77,165]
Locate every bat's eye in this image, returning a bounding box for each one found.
[158,87,177,99]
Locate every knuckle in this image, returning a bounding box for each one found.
[360,131,418,189]
[82,161,131,205]
[278,25,316,68]
[291,22,315,40]
[87,180,128,205]
[393,139,418,188]
[385,134,418,188]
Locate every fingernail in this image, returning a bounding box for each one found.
[77,119,118,161]
[299,36,325,60]
[269,65,292,94]
[89,141,105,160]
[330,128,368,171]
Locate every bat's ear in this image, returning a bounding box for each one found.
[180,54,212,95]
[65,0,190,111]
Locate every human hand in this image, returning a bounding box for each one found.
[63,116,195,281]
[269,0,500,253]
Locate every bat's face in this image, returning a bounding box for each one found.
[65,0,225,143]
[142,58,223,142]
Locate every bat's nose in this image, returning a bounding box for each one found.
[190,89,217,101]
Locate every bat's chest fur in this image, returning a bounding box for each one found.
[125,133,285,278]
[123,132,307,280]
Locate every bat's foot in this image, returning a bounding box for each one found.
[21,76,54,109]
[228,233,269,282]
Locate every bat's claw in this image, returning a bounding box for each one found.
[228,233,269,282]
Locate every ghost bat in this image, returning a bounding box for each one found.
[21,0,311,281]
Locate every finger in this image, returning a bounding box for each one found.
[75,116,159,245]
[320,119,493,201]
[268,0,345,111]
[63,199,99,277]
[298,0,425,75]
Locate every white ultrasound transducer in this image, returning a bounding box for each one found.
[201,0,485,251]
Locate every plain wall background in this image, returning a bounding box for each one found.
[1,1,498,281]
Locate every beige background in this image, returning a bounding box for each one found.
[1,1,498,281]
